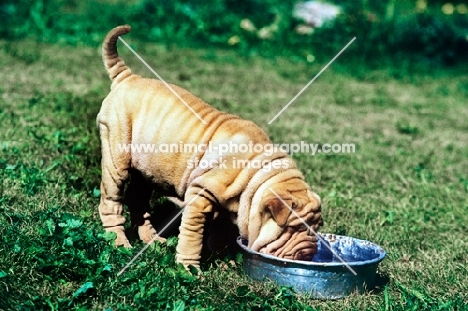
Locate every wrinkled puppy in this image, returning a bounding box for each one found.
[97,25,323,269]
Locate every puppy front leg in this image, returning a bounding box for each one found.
[176,188,213,270]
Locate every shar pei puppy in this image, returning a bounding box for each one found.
[97,25,323,269]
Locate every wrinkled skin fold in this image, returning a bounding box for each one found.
[260,228,318,260]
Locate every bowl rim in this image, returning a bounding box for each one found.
[237,233,386,268]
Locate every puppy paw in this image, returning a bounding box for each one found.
[138,224,166,244]
[115,236,132,248]
[176,255,201,273]
[105,226,132,248]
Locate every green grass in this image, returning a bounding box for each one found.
[2,0,468,66]
[0,35,467,310]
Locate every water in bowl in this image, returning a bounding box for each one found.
[312,234,383,263]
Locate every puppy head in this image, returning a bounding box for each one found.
[248,180,323,261]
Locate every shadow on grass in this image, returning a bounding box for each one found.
[372,271,391,294]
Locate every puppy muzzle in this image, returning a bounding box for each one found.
[259,227,318,261]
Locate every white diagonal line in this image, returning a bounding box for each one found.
[118,37,207,125]
[268,188,357,275]
[268,37,356,124]
[117,188,206,276]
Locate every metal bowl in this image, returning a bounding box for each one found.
[237,233,386,299]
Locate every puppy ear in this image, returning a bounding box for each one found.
[264,198,291,227]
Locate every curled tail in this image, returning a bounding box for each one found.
[102,25,132,88]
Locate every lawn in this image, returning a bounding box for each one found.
[0,32,467,310]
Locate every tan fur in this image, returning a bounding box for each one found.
[98,25,323,268]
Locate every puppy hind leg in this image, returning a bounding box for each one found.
[125,170,166,244]
[99,173,131,247]
[98,124,131,247]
